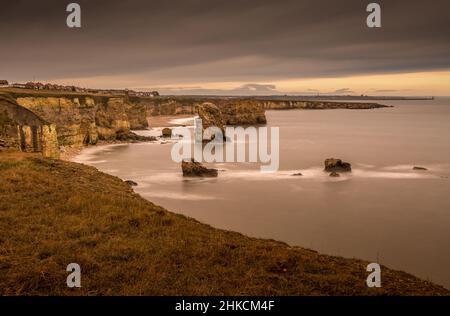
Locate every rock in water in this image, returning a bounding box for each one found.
[324,158,352,172]
[413,166,428,171]
[162,128,172,138]
[125,180,138,187]
[182,159,218,177]
[329,172,340,177]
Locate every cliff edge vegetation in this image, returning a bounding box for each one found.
[0,152,448,296]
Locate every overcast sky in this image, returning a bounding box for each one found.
[1,0,449,95]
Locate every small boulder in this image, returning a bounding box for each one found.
[125,180,138,187]
[329,172,340,177]
[162,128,172,138]
[324,158,352,172]
[182,159,218,177]
[413,166,428,171]
[292,172,303,176]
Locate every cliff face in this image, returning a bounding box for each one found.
[15,95,141,146]
[0,95,59,158]
[16,96,98,147]
[260,100,387,110]
[8,92,387,148]
[95,97,130,140]
[13,95,267,147]
[220,100,267,125]
[131,97,267,126]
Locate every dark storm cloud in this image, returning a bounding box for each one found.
[1,0,449,86]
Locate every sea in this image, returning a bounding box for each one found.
[74,98,450,288]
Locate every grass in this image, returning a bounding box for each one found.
[0,152,448,296]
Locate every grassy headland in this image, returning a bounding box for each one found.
[0,152,448,295]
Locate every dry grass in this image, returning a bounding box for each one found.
[0,152,448,296]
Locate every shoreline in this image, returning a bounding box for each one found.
[1,152,448,295]
[63,114,196,161]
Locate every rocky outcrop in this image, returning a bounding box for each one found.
[162,128,172,138]
[182,159,218,177]
[125,180,138,187]
[220,100,267,125]
[196,102,225,130]
[413,166,428,171]
[14,95,150,147]
[261,100,388,110]
[7,92,389,151]
[0,95,59,158]
[15,96,98,147]
[127,97,267,127]
[95,97,130,141]
[194,100,267,141]
[324,158,352,172]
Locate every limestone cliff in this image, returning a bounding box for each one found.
[130,97,267,127]
[220,100,267,125]
[6,91,388,149]
[259,100,387,110]
[95,97,131,140]
[14,95,143,147]
[15,96,98,146]
[0,95,59,158]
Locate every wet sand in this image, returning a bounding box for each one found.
[147,114,195,127]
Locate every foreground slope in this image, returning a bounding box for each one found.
[0,153,448,295]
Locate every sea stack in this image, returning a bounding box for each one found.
[182,159,218,177]
[324,158,352,172]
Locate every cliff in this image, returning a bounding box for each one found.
[0,95,59,158]
[259,100,387,110]
[128,97,267,126]
[0,152,448,295]
[12,94,150,147]
[8,93,269,146]
[2,89,389,149]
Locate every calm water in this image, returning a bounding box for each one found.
[75,98,450,288]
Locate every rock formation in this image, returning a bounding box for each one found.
[220,100,267,125]
[15,96,98,146]
[125,180,138,187]
[195,102,226,141]
[329,171,340,177]
[413,166,428,171]
[0,95,59,158]
[5,91,390,153]
[196,102,225,130]
[324,158,352,172]
[95,97,131,141]
[14,95,153,147]
[181,159,218,177]
[261,100,388,110]
[162,128,172,138]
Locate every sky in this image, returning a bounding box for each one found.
[1,0,449,96]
